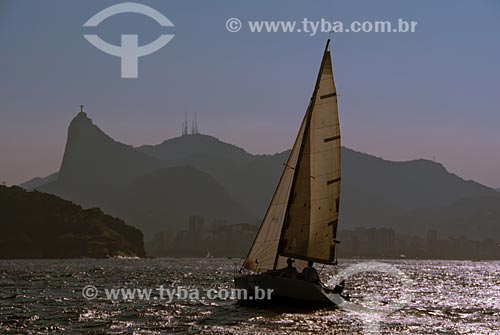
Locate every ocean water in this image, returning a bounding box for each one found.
[0,259,499,334]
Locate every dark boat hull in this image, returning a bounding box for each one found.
[234,274,339,307]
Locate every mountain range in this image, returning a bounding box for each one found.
[22,112,500,241]
[35,112,256,238]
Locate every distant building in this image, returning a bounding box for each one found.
[426,229,438,254]
[147,216,259,257]
[332,228,500,260]
[188,215,205,241]
[338,227,395,257]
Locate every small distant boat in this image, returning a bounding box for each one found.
[235,39,347,307]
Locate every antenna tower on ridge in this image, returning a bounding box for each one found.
[182,112,188,136]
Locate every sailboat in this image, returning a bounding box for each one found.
[235,39,345,306]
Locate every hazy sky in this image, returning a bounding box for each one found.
[1,0,499,187]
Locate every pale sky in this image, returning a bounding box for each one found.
[1,0,499,188]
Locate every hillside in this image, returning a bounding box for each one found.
[33,113,256,239]
[139,138,288,217]
[339,149,498,234]
[341,149,496,210]
[390,194,500,239]
[20,172,58,190]
[39,112,165,208]
[24,112,500,241]
[139,133,254,165]
[107,166,256,237]
[0,185,145,259]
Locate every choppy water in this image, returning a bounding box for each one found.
[0,259,499,334]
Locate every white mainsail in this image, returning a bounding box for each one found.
[243,40,340,272]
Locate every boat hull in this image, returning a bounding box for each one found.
[234,274,338,307]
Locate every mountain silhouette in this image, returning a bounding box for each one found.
[342,149,495,210]
[24,112,500,241]
[139,133,254,164]
[20,172,58,190]
[35,113,255,238]
[0,185,145,259]
[339,149,498,232]
[107,166,256,237]
[39,112,164,208]
[139,135,287,217]
[391,194,500,239]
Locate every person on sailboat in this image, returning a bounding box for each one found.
[280,258,299,279]
[301,261,321,284]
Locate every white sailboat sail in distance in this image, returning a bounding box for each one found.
[242,39,341,273]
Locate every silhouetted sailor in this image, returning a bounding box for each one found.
[280,258,299,279]
[301,260,320,284]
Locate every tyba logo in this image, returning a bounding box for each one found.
[83,2,174,78]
